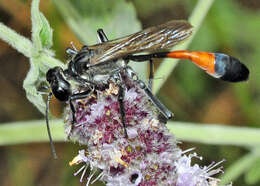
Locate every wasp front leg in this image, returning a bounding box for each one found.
[68,89,94,137]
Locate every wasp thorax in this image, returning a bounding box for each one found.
[46,67,71,102]
[68,49,92,75]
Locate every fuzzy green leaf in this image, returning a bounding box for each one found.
[31,0,54,50]
[23,58,46,114]
[31,0,43,51]
[23,0,64,114]
[39,13,53,49]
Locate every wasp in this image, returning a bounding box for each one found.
[45,20,249,158]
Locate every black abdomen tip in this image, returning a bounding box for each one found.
[215,54,249,82]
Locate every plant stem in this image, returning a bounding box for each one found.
[1,120,260,148]
[167,122,260,148]
[0,22,33,58]
[0,120,64,145]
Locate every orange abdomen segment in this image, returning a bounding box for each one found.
[166,50,216,75]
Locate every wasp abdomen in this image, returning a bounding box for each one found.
[214,53,249,82]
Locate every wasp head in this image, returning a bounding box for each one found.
[46,67,71,102]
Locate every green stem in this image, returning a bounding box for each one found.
[0,22,33,58]
[0,120,64,145]
[1,120,260,148]
[167,122,260,147]
[153,0,215,94]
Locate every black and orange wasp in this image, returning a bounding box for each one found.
[45,20,249,158]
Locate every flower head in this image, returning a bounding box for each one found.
[65,75,225,185]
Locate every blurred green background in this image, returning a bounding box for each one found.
[0,0,259,185]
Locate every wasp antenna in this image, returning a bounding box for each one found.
[46,92,58,159]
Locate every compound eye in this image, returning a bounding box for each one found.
[51,78,71,102]
[46,67,64,83]
[46,68,56,83]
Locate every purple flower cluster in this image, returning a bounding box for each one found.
[65,77,224,186]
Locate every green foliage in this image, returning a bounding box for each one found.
[39,13,53,49]
[0,0,260,185]
[245,157,260,184]
[221,149,260,185]
[52,0,141,44]
[0,0,64,114]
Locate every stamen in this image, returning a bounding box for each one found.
[91,172,104,184]
[86,170,96,186]
[182,148,196,154]
[74,164,86,176]
[80,165,88,183]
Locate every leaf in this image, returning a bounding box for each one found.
[39,12,53,49]
[31,0,43,51]
[22,0,64,114]
[23,58,46,114]
[31,0,53,51]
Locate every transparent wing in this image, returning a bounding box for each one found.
[88,20,193,64]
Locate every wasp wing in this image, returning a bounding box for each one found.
[88,20,193,64]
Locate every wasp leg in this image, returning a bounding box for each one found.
[67,89,94,139]
[125,66,173,121]
[97,29,109,43]
[69,89,94,124]
[118,84,128,138]
[111,72,128,138]
[46,92,58,159]
[148,59,154,91]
